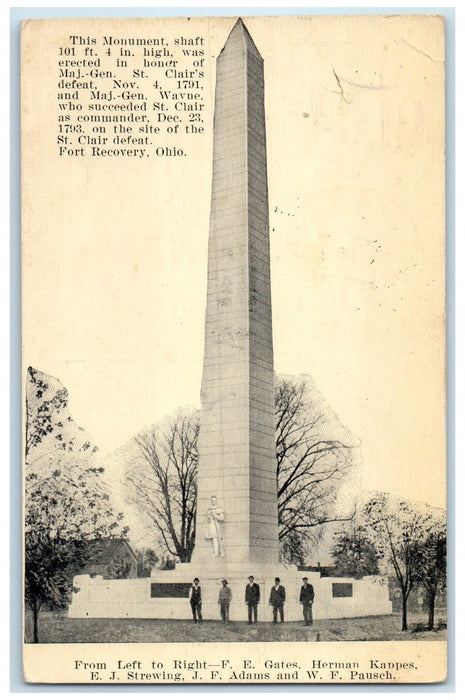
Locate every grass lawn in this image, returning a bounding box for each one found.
[25,609,447,644]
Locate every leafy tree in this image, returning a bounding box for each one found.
[331,525,380,578]
[105,551,135,579]
[126,411,199,563]
[25,368,128,642]
[25,366,80,457]
[414,514,446,630]
[135,548,160,577]
[362,493,438,631]
[25,533,69,643]
[275,377,355,563]
[25,531,87,643]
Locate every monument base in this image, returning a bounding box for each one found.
[68,561,392,621]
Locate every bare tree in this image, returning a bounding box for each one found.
[275,377,355,563]
[124,377,355,566]
[126,411,199,563]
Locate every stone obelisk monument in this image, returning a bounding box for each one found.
[191,18,280,566]
[69,19,393,622]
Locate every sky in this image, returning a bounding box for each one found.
[22,15,446,509]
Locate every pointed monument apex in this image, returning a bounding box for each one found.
[220,17,262,59]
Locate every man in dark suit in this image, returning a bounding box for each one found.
[300,577,315,626]
[189,578,202,623]
[245,575,260,624]
[269,577,286,623]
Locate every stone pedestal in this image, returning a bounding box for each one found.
[69,568,392,621]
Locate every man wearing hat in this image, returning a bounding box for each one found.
[189,578,202,623]
[300,577,315,626]
[245,575,260,624]
[269,577,286,623]
[218,579,232,623]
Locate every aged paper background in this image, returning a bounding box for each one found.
[22,15,446,684]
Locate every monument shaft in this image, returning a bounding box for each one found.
[193,20,279,565]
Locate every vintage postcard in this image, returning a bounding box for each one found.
[21,14,447,684]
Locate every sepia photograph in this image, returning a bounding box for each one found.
[20,12,447,684]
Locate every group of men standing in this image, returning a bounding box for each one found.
[189,576,315,625]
